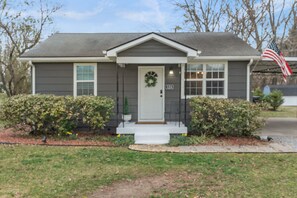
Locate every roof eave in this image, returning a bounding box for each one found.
[190,56,261,61]
[18,57,113,63]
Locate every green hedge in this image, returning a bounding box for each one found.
[190,97,264,137]
[0,95,114,134]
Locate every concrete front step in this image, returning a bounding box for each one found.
[116,122,188,144]
[135,132,170,144]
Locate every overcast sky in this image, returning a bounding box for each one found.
[52,0,183,33]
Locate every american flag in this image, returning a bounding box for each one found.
[261,41,293,81]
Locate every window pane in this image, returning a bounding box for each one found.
[186,64,203,79]
[77,82,94,96]
[77,66,95,80]
[206,64,225,79]
[185,80,202,96]
[206,80,224,95]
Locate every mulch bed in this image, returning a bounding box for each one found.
[202,136,268,146]
[0,128,115,146]
[0,128,266,147]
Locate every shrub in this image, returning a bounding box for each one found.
[0,95,76,134]
[190,97,264,137]
[168,134,211,146]
[253,87,264,100]
[0,95,114,135]
[169,135,190,146]
[74,96,114,130]
[112,135,134,146]
[123,97,130,115]
[264,90,284,111]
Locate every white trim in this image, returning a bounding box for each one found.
[117,57,187,64]
[262,57,297,62]
[247,59,253,101]
[106,33,198,57]
[190,56,260,61]
[181,61,228,99]
[73,63,97,97]
[18,57,112,63]
[138,66,165,122]
[31,63,35,95]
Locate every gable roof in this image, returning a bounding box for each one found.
[106,32,198,57]
[21,32,260,58]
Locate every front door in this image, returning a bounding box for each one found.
[138,66,164,122]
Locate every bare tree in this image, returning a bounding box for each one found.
[0,0,61,96]
[174,0,296,51]
[174,0,227,32]
[282,8,297,56]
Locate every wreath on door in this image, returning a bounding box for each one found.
[145,71,158,87]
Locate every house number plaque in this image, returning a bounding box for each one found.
[165,84,174,90]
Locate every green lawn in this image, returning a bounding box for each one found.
[260,106,297,118]
[0,145,297,197]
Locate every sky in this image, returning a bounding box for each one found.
[52,0,183,33]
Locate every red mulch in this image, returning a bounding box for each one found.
[0,128,266,147]
[202,136,267,146]
[0,128,115,147]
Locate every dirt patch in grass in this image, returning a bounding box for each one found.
[0,128,114,146]
[202,136,267,146]
[89,172,202,198]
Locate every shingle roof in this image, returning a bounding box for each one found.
[21,32,260,57]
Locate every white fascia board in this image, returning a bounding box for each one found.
[190,56,260,61]
[261,57,297,62]
[18,57,113,63]
[117,57,187,64]
[106,33,198,57]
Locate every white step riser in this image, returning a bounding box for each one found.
[134,133,170,144]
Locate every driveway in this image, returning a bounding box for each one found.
[260,118,297,149]
[260,118,297,136]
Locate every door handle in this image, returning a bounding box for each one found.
[160,89,163,97]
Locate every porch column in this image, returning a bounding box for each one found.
[116,64,119,126]
[118,63,125,128]
[184,63,187,126]
[178,64,181,127]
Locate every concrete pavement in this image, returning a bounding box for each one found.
[260,118,297,136]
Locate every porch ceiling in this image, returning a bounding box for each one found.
[252,58,297,74]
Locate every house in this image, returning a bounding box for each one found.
[19,32,260,144]
[269,85,297,106]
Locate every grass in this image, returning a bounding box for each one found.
[0,145,297,197]
[260,106,297,118]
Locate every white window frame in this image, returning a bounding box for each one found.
[73,63,97,97]
[181,61,228,99]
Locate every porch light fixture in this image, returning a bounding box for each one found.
[169,67,174,75]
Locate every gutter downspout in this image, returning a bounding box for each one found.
[247,59,253,101]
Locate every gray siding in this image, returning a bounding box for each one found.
[35,63,73,95]
[228,61,248,99]
[118,39,187,57]
[34,61,250,127]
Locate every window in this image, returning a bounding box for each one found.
[74,63,97,96]
[183,62,227,98]
[206,63,225,95]
[185,64,203,96]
